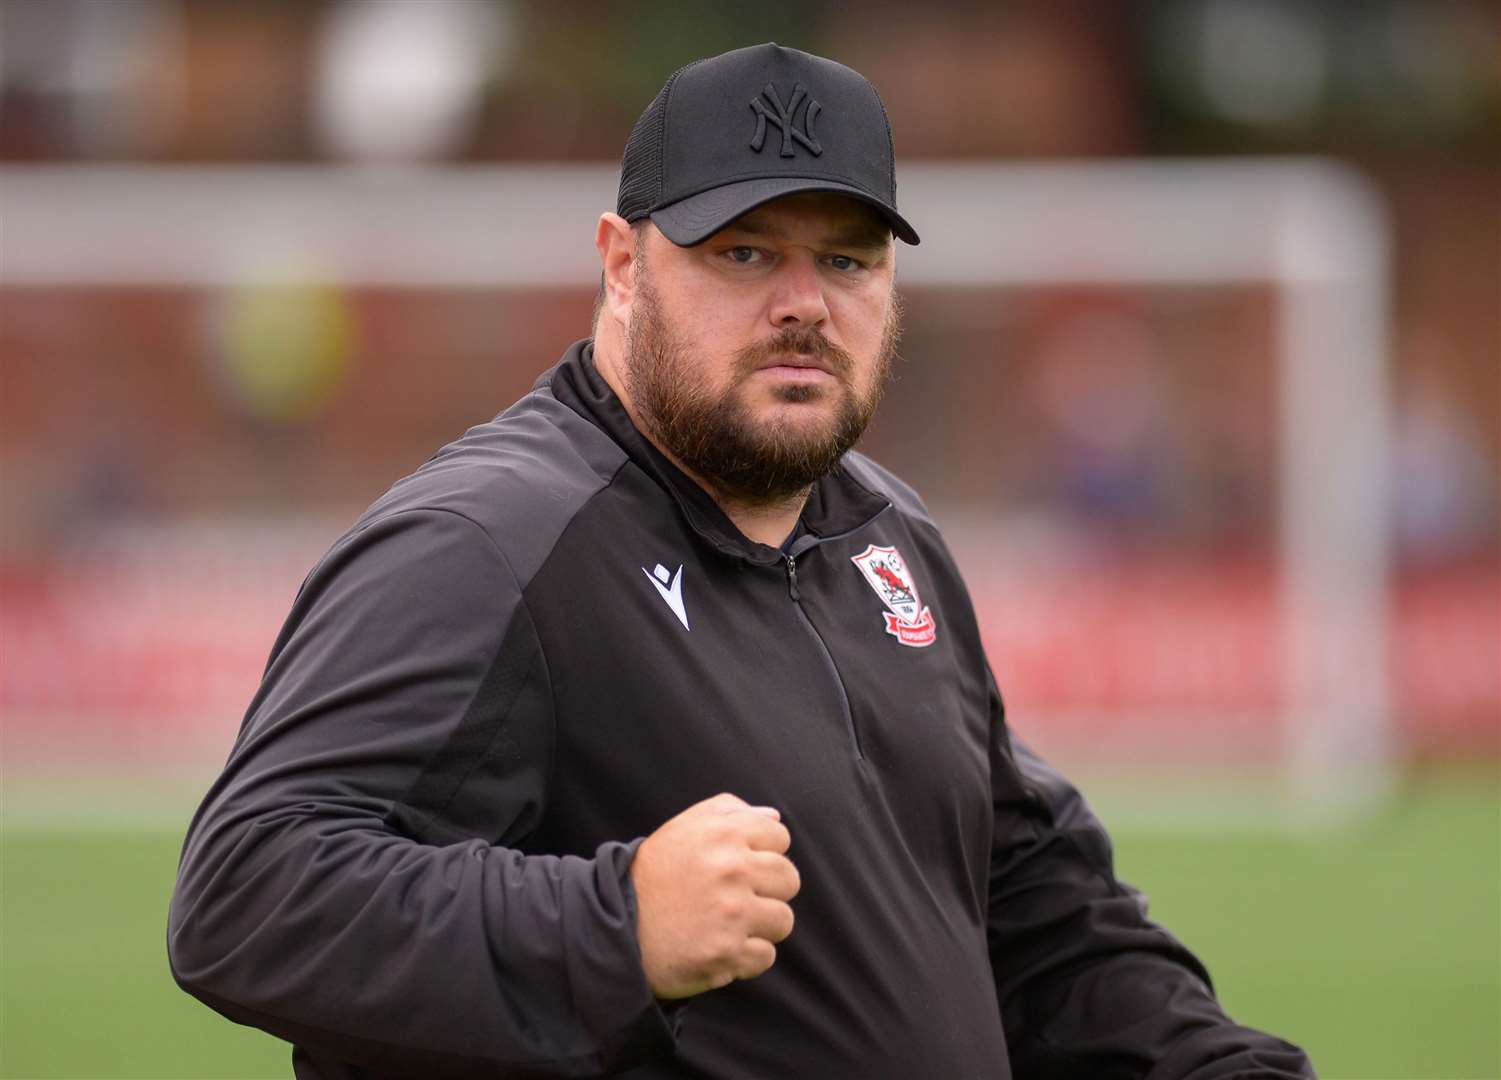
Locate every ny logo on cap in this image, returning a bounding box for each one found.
[749,82,823,158]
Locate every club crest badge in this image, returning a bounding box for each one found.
[850,544,937,648]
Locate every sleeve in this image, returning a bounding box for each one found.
[984,672,1317,1079]
[167,507,679,1078]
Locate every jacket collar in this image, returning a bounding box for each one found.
[544,339,890,564]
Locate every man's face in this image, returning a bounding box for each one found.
[622,192,901,506]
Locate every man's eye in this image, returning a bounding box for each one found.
[827,254,862,272]
[727,246,760,264]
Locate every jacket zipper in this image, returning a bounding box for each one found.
[785,553,864,761]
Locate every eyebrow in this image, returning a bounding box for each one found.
[724,216,892,250]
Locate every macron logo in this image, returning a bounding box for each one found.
[643,563,689,631]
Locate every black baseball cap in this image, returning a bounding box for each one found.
[616,43,919,247]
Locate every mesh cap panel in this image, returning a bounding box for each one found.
[616,69,683,222]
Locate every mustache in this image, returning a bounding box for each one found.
[736,326,854,377]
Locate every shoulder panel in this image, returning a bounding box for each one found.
[356,390,627,591]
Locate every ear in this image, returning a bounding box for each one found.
[595,213,639,326]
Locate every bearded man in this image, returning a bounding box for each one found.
[169,43,1315,1080]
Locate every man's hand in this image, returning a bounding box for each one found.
[630,792,801,999]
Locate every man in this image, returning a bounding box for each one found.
[169,44,1315,1079]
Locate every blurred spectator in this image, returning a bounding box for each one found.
[1023,301,1186,541]
[1392,363,1499,567]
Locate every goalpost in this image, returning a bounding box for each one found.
[898,162,1393,828]
[1,160,1393,827]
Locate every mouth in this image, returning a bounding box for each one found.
[756,353,836,378]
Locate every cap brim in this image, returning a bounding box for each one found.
[650,176,920,247]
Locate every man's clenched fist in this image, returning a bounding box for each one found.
[630,792,801,999]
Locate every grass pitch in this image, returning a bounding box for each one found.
[2,764,1496,1079]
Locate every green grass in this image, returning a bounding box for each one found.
[1,826,290,1080]
[2,765,1496,1079]
[1110,764,1501,1080]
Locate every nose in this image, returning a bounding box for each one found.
[767,252,829,330]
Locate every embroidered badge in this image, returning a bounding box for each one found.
[749,82,823,158]
[850,544,937,648]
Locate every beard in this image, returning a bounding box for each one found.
[623,276,902,507]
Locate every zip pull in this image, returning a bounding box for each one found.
[784,554,800,600]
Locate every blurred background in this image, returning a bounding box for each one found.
[1,1,1496,1077]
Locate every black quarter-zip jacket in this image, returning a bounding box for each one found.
[168,341,1315,1079]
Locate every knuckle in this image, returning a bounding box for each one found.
[706,817,739,844]
[705,846,749,881]
[740,940,776,978]
[758,901,793,943]
[711,929,743,964]
[773,903,795,942]
[713,894,746,924]
[759,856,798,900]
[785,861,802,898]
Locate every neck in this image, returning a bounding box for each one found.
[703,488,807,548]
[592,331,808,548]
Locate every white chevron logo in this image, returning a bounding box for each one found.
[642,563,689,631]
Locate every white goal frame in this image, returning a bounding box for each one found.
[1,161,1393,826]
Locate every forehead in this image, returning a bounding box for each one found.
[710,192,892,247]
